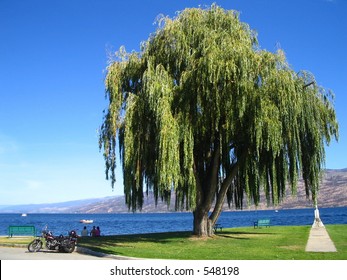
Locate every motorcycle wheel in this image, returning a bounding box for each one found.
[28,239,43,252]
[62,242,75,253]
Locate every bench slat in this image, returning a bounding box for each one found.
[8,225,36,237]
[254,219,271,229]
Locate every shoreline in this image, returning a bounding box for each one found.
[1,205,347,215]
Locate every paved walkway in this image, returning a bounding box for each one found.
[76,246,140,259]
[305,224,337,252]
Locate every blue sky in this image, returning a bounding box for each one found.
[0,0,346,205]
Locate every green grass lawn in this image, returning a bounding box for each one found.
[77,224,347,260]
[1,225,345,259]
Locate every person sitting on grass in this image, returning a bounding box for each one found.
[81,226,89,237]
[95,226,101,237]
[90,226,97,237]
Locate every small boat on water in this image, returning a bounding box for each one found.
[21,213,27,217]
[80,219,93,224]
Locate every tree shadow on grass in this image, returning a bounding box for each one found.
[79,230,280,257]
[79,231,193,248]
[216,230,277,240]
[80,230,276,247]
[78,231,194,256]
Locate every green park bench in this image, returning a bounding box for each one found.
[8,225,36,237]
[253,219,271,229]
[213,223,223,233]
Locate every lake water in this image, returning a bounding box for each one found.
[1,207,346,237]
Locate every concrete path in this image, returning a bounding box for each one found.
[0,246,119,260]
[0,242,137,260]
[305,225,337,252]
[76,245,141,259]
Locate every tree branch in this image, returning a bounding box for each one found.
[203,139,221,212]
[193,159,203,207]
[209,151,245,225]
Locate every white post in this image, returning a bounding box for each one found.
[312,199,324,228]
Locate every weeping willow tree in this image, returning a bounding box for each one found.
[99,5,338,236]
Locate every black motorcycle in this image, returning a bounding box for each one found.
[28,226,78,253]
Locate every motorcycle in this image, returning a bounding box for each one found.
[28,226,78,253]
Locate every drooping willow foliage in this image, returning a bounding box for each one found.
[99,5,338,213]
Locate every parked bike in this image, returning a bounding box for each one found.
[28,226,78,253]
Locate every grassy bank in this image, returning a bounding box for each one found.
[0,236,35,246]
[77,225,347,260]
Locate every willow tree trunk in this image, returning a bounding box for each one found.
[193,208,214,236]
[192,158,240,237]
[192,193,228,236]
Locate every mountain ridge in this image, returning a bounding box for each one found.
[1,168,346,213]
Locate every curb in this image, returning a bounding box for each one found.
[0,243,27,248]
[76,246,141,260]
[0,243,140,259]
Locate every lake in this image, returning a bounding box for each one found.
[1,207,346,237]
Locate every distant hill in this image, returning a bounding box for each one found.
[241,168,347,210]
[0,168,346,213]
[0,197,109,213]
